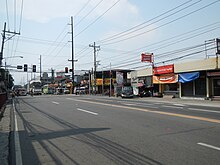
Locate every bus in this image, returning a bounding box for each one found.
[29,80,42,95]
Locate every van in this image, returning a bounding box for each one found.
[121,86,133,98]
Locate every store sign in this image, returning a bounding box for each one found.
[207,71,220,77]
[141,53,153,63]
[154,64,174,75]
[153,74,178,84]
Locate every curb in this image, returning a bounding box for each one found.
[0,103,11,165]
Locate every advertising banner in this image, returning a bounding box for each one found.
[141,53,153,63]
[154,64,174,75]
[153,74,178,84]
[116,72,123,85]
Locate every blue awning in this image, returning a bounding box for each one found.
[178,72,200,83]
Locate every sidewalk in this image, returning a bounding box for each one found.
[138,96,220,108]
[0,102,11,165]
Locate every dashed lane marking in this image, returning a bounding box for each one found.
[66,98,220,124]
[52,101,60,105]
[77,108,98,115]
[197,143,220,151]
[188,108,220,114]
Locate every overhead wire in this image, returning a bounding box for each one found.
[14,0,16,31]
[75,0,92,17]
[75,0,121,38]
[99,0,220,45]
[19,0,24,33]
[97,0,195,43]
[5,0,10,30]
[99,22,220,65]
[110,40,216,69]
[75,0,105,27]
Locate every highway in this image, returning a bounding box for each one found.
[12,95,220,165]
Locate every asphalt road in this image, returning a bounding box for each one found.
[12,95,220,165]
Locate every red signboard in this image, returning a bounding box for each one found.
[141,53,153,63]
[154,64,174,75]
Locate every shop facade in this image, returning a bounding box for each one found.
[129,57,220,100]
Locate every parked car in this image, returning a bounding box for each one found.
[121,86,134,98]
[18,88,27,96]
[139,90,152,97]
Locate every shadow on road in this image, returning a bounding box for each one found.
[14,98,163,165]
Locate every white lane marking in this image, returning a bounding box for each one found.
[197,143,220,151]
[122,103,137,106]
[173,104,186,106]
[162,105,183,109]
[13,100,23,165]
[52,101,60,105]
[77,108,98,115]
[188,108,220,114]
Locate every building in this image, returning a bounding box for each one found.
[129,57,220,100]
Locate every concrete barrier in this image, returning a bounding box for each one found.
[0,93,7,117]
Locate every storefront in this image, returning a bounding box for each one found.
[179,71,206,98]
[153,64,179,97]
[207,71,220,97]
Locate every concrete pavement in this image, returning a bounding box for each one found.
[0,101,11,165]
[0,96,219,165]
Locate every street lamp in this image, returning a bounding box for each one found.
[3,56,23,70]
[3,56,23,87]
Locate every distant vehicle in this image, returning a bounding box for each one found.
[42,84,55,94]
[29,80,42,95]
[18,88,27,96]
[121,86,134,98]
[64,88,70,94]
[76,87,86,95]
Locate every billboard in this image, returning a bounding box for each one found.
[153,74,178,84]
[154,64,174,75]
[141,53,153,63]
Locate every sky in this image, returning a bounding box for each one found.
[0,0,220,85]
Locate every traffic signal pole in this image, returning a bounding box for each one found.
[71,16,75,85]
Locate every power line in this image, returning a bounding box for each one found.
[5,0,10,30]
[75,0,105,27]
[19,0,24,33]
[99,0,220,45]
[99,22,220,65]
[75,0,92,17]
[97,0,195,43]
[110,39,216,69]
[14,0,16,31]
[75,0,121,38]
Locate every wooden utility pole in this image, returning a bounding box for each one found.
[89,42,100,94]
[0,23,6,66]
[0,22,20,67]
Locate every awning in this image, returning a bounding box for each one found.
[178,72,200,83]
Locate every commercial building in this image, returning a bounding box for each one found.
[128,57,220,100]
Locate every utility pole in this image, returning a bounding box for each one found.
[110,62,112,97]
[71,16,74,84]
[89,42,100,94]
[40,55,42,80]
[0,23,6,66]
[0,22,20,67]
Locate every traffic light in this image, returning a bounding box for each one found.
[217,38,220,54]
[65,67,68,73]
[33,65,36,72]
[24,64,28,72]
[69,68,73,72]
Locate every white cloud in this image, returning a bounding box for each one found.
[20,0,140,24]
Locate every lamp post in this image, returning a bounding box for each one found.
[3,56,23,87]
[4,56,23,70]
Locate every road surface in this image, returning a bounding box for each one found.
[11,95,220,165]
